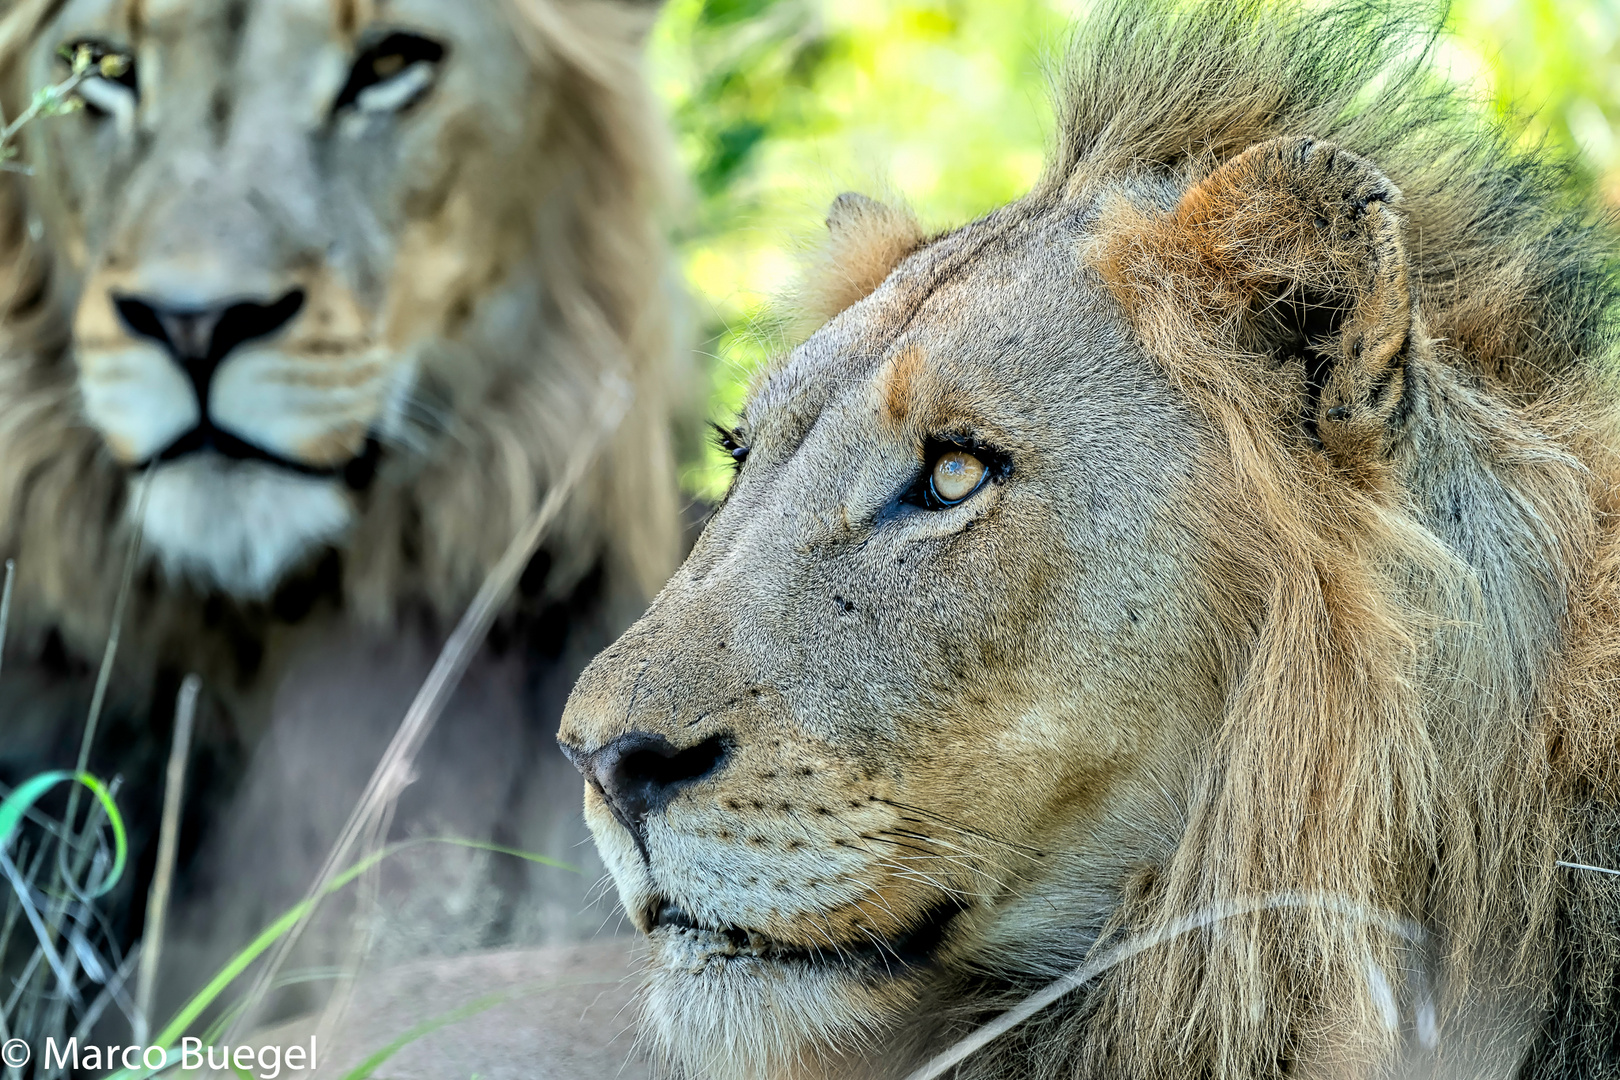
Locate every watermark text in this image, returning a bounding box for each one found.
[40,1036,317,1077]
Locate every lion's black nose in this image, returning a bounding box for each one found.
[114,290,305,407]
[561,732,730,857]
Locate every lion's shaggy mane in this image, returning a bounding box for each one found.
[926,2,1620,1075]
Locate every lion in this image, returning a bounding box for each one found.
[0,0,686,1021]
[557,1,1620,1077]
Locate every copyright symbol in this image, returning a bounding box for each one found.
[1,1039,28,1067]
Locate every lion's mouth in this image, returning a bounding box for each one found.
[139,427,383,490]
[648,898,964,975]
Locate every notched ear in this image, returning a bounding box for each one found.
[1106,136,1418,474]
[792,192,924,335]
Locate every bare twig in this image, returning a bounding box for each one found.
[134,675,201,1042]
[0,68,88,149]
[0,41,131,156]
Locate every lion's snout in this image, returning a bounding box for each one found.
[111,288,309,463]
[559,731,732,859]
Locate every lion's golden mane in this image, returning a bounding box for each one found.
[966,3,1620,1073]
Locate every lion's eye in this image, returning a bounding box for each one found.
[930,450,987,504]
[901,438,1004,511]
[334,31,446,115]
[58,41,137,119]
[713,423,750,473]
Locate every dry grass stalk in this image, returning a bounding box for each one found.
[133,674,201,1041]
[224,374,634,1044]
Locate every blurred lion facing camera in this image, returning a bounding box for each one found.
[0,0,690,1029]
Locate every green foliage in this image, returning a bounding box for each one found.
[650,0,1079,498]
[649,0,1620,500]
[1450,0,1620,199]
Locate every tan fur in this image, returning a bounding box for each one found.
[559,3,1620,1078]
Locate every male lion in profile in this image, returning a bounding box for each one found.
[0,0,685,1016]
[560,1,1620,1076]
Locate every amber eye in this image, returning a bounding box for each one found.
[930,450,987,505]
[334,31,447,114]
[899,437,1007,512]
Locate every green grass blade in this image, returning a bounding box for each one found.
[334,975,621,1080]
[336,991,512,1080]
[0,770,127,897]
[105,835,578,1080]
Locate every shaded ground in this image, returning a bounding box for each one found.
[254,940,650,1080]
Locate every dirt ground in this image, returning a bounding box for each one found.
[251,939,651,1079]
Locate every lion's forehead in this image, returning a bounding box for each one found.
[749,220,1151,458]
[55,0,330,55]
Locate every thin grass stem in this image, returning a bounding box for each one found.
[133,675,200,1042]
[58,478,147,875]
[899,892,1424,1080]
[0,850,77,1000]
[221,375,631,1044]
[1556,859,1620,877]
[0,558,16,686]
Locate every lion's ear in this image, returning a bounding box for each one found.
[794,192,924,332]
[1109,136,1416,472]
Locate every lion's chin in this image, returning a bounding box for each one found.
[131,455,352,598]
[643,933,910,1080]
[639,903,958,1080]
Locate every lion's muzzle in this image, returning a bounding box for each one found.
[73,240,401,594]
[111,288,333,472]
[559,730,732,861]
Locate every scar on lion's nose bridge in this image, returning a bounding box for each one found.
[561,732,731,857]
[113,289,306,404]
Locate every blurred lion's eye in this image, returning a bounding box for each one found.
[334,31,447,115]
[58,41,138,118]
[930,450,987,504]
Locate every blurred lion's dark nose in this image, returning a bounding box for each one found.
[114,289,305,405]
[561,731,730,856]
